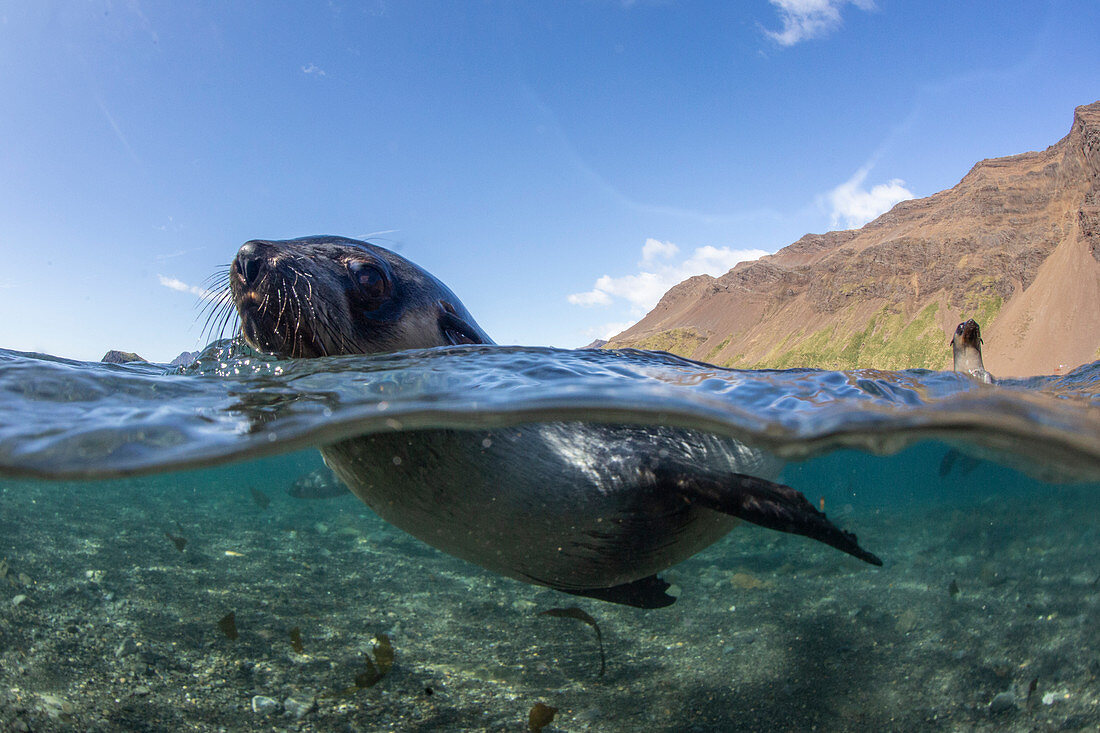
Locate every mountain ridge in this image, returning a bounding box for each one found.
[604,102,1100,376]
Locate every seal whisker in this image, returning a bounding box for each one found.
[256,290,273,320]
[199,266,232,288]
[198,288,229,321]
[216,300,239,343]
[287,263,331,358]
[271,283,287,335]
[289,273,307,355]
[198,297,226,341]
[200,301,225,343]
[305,285,354,355]
[196,268,237,344]
[315,310,353,356]
[279,280,305,354]
[281,274,305,356]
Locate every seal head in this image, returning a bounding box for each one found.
[230,235,490,357]
[951,319,993,383]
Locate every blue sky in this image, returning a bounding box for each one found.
[1,1,1097,362]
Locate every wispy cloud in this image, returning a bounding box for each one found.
[92,91,142,167]
[827,166,913,229]
[154,246,204,261]
[158,275,222,302]
[583,320,639,343]
[154,215,186,234]
[301,63,326,76]
[569,239,767,313]
[359,229,400,240]
[764,0,875,46]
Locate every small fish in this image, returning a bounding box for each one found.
[290,626,304,654]
[218,611,239,640]
[327,632,394,696]
[939,449,981,478]
[372,634,394,675]
[289,468,349,500]
[249,487,271,509]
[164,531,187,552]
[354,657,383,689]
[1026,677,1038,706]
[528,702,558,732]
[948,579,960,597]
[938,449,959,477]
[539,606,605,677]
[956,454,981,476]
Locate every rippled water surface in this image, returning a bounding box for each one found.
[1,342,1099,731]
[2,342,1098,480]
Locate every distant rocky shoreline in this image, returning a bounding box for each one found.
[100,350,198,367]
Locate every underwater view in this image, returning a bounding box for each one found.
[1,343,1099,731]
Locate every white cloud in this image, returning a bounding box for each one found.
[641,238,678,264]
[158,274,223,302]
[764,0,875,46]
[827,167,914,229]
[569,239,767,313]
[583,320,639,343]
[302,63,326,76]
[569,289,613,307]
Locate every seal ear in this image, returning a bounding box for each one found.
[438,301,487,346]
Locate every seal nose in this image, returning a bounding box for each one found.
[235,240,266,287]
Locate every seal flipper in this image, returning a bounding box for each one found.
[560,575,677,609]
[661,469,883,566]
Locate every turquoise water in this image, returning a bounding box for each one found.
[1,342,1098,730]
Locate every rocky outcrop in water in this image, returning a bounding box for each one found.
[101,350,147,364]
[605,102,1100,376]
[169,351,198,368]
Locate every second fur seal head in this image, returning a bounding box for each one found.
[951,319,992,383]
[229,236,492,358]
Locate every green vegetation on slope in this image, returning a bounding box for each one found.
[627,294,1006,371]
[958,292,1004,330]
[705,336,732,362]
[625,328,707,355]
[739,302,948,370]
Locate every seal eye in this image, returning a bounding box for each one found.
[347,260,390,302]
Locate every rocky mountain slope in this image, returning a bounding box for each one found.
[605,102,1100,377]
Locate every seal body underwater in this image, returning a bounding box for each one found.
[229,236,881,607]
[951,319,994,384]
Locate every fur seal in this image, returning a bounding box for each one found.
[289,467,350,500]
[229,236,881,607]
[951,319,993,383]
